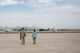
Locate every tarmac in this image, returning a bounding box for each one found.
[0,33,80,53]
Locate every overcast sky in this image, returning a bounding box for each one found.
[0,0,80,28]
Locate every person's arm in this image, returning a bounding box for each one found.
[32,32,34,37]
[20,32,21,39]
[35,32,37,37]
[24,32,26,37]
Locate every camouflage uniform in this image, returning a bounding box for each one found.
[20,30,26,44]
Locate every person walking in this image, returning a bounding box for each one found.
[20,28,26,44]
[32,29,37,44]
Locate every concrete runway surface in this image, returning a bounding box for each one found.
[0,33,80,53]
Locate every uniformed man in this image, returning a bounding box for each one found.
[20,28,26,44]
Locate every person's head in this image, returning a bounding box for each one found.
[21,28,24,30]
[34,29,36,32]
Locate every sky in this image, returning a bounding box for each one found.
[0,0,80,29]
